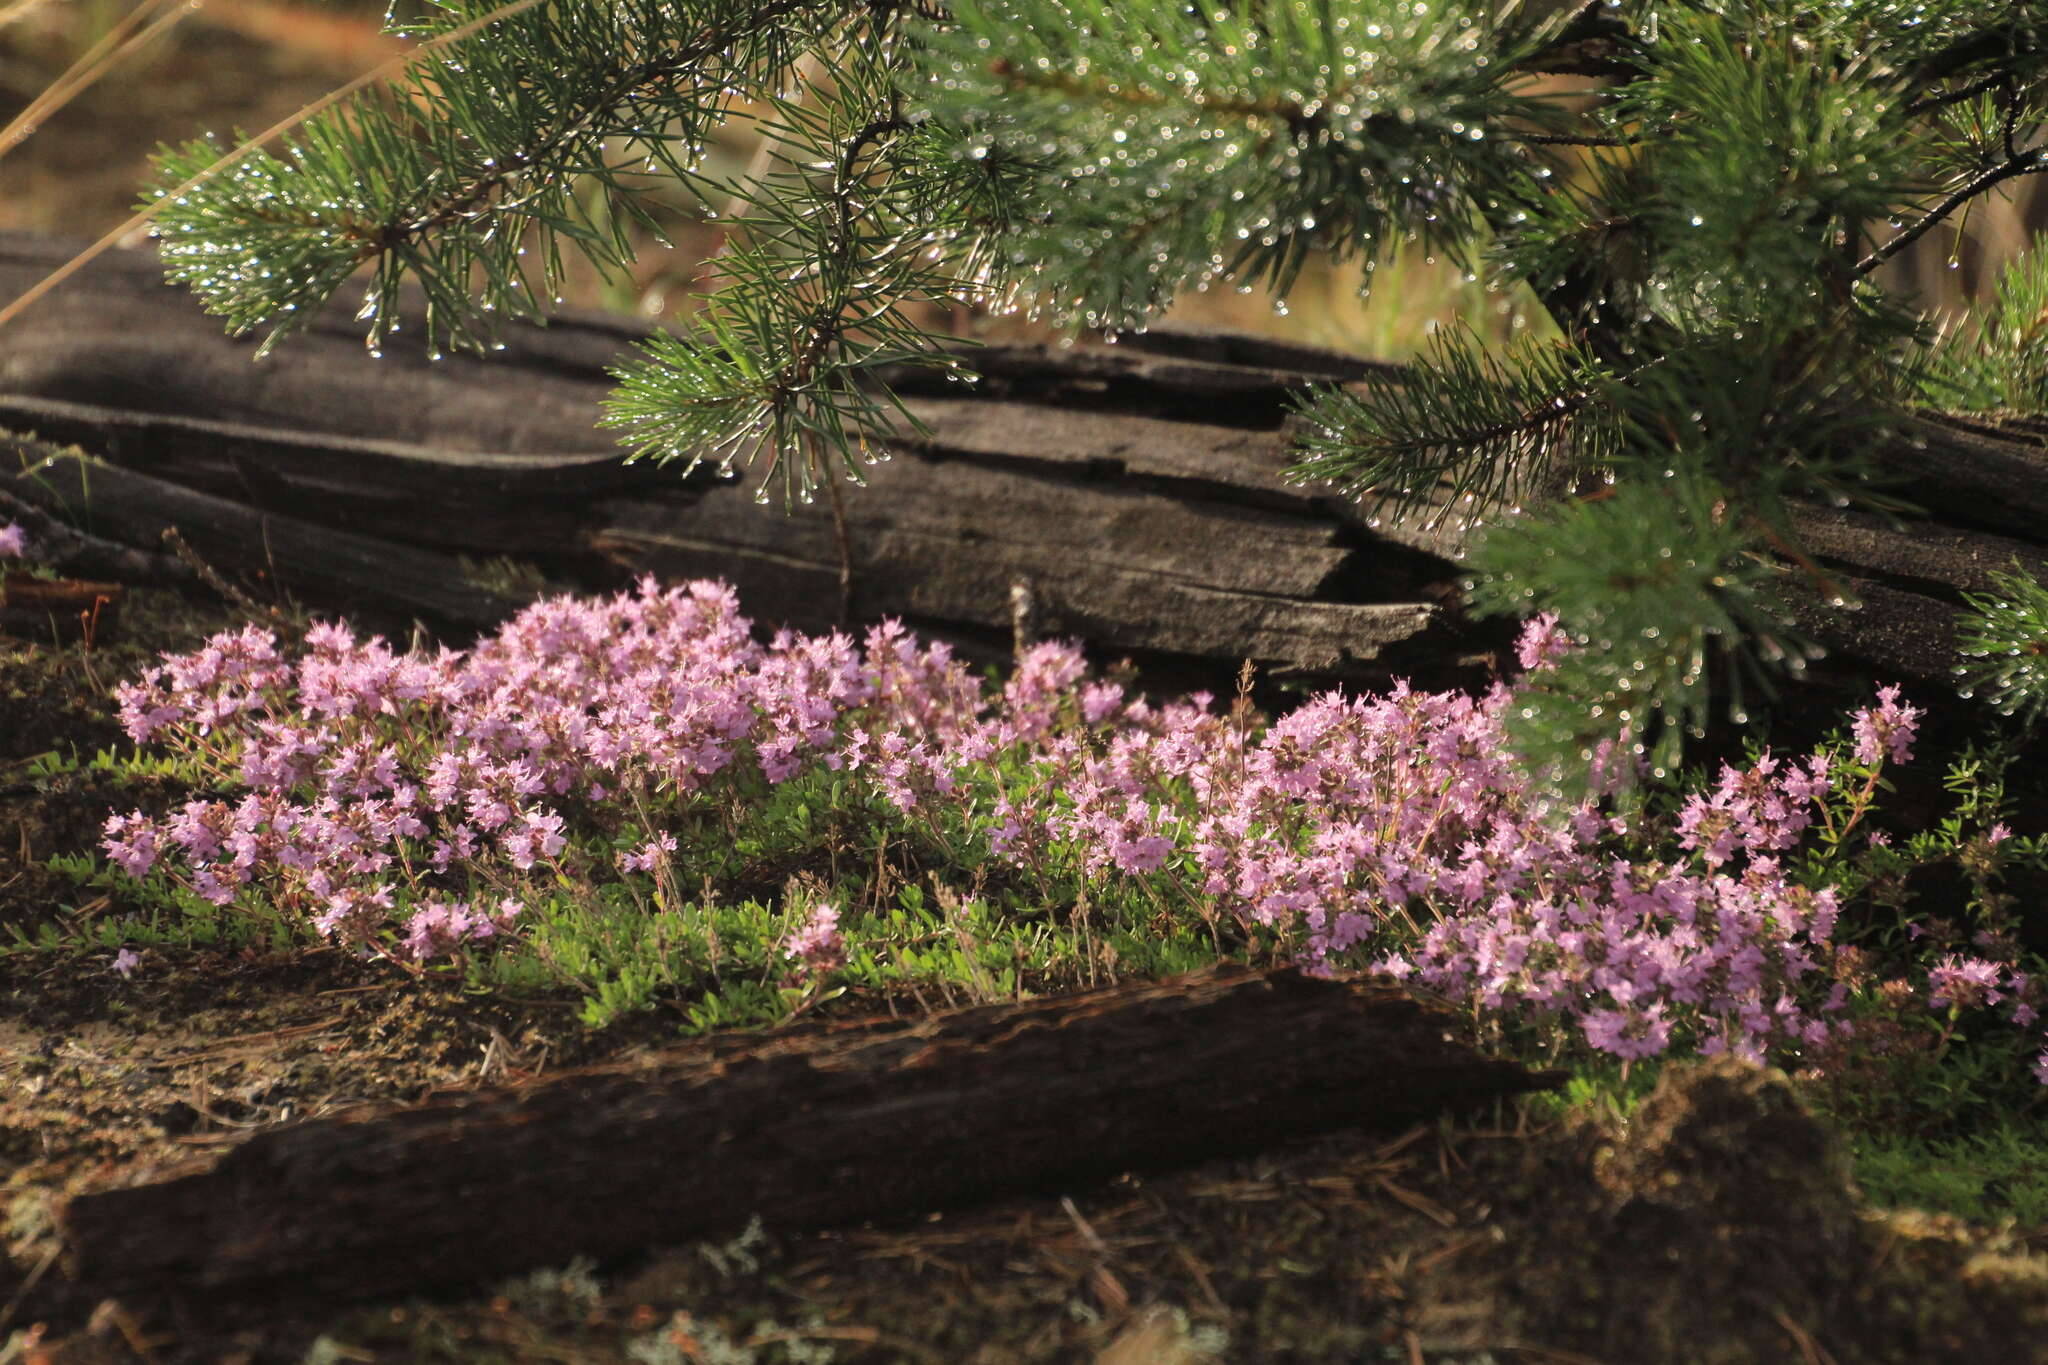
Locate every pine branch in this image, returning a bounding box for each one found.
[1596,4,1927,327]
[1463,472,1810,786]
[1285,324,1627,529]
[145,0,862,356]
[600,20,1001,502]
[1914,234,2048,415]
[1957,563,2048,726]
[904,0,1584,333]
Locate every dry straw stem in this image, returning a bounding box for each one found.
[198,0,414,67]
[0,0,197,162]
[0,0,57,31]
[0,0,547,337]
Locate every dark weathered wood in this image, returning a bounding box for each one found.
[1771,569,1962,686]
[56,965,1557,1309]
[0,233,1472,681]
[0,480,191,584]
[0,232,652,456]
[589,450,1443,673]
[5,230,2047,693]
[1874,413,2048,541]
[3,437,536,632]
[1784,502,2048,596]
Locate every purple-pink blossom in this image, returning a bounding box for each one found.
[620,832,679,874]
[1514,612,1572,671]
[401,898,514,960]
[1852,684,1922,767]
[1927,955,2007,1011]
[785,902,844,971]
[0,521,28,559]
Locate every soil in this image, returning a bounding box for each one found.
[0,574,2045,1365]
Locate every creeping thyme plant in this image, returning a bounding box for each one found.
[71,581,2046,1103]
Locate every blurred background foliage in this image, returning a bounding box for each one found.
[0,0,2042,366]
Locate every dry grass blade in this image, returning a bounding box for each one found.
[0,0,194,163]
[1375,1174,1460,1228]
[1772,1306,1843,1365]
[1060,1194,1112,1255]
[0,1240,60,1337]
[158,1013,348,1064]
[0,0,55,31]
[0,0,545,336]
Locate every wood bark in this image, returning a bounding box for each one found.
[54,965,1556,1311]
[5,230,2048,692]
[0,571,124,642]
[4,434,537,632]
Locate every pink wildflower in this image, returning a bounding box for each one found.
[0,522,27,559]
[785,902,845,971]
[1514,612,1572,671]
[620,831,679,874]
[1927,955,2005,1010]
[1580,1004,1673,1061]
[102,813,160,878]
[1079,681,1126,725]
[401,898,503,960]
[1852,684,1921,766]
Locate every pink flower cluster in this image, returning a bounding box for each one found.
[104,579,1008,961]
[97,578,2046,1082]
[1926,955,2023,1014]
[1853,683,1923,766]
[983,667,1855,1064]
[784,902,845,970]
[0,521,28,559]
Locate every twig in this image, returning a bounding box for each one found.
[1060,1194,1111,1256]
[158,1014,349,1065]
[1772,1307,1842,1365]
[1904,72,2016,118]
[1856,148,2047,277]
[159,524,279,622]
[822,455,855,627]
[1509,130,1638,147]
[0,1239,60,1338]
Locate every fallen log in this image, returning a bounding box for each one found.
[0,478,189,585]
[4,435,538,632]
[55,965,1557,1311]
[0,232,1485,685]
[2,229,2044,695]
